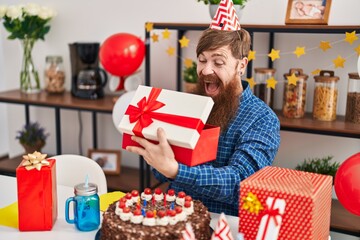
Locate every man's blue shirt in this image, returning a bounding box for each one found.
[153,81,280,216]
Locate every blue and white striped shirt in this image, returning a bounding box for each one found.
[153,81,280,216]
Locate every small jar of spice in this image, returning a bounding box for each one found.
[345,72,360,124]
[253,68,276,108]
[313,70,339,121]
[282,68,308,119]
[45,56,65,94]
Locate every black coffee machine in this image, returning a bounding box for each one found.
[69,42,108,99]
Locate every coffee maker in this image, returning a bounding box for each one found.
[69,42,108,99]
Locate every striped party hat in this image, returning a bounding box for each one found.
[210,0,241,31]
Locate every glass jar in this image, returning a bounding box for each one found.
[253,68,276,108]
[44,56,65,93]
[282,68,308,118]
[345,72,360,124]
[313,70,339,121]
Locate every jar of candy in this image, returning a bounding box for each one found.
[45,56,65,93]
[282,68,308,118]
[253,68,276,108]
[345,72,360,124]
[313,70,339,121]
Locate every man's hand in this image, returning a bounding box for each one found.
[126,128,179,179]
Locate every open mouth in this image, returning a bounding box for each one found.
[205,81,220,96]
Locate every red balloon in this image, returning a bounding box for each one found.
[334,152,360,216]
[99,33,145,76]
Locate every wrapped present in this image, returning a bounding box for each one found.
[239,166,332,240]
[16,152,57,231]
[118,85,220,166]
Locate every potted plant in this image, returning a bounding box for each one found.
[16,122,49,153]
[295,155,340,185]
[197,0,249,19]
[183,60,198,93]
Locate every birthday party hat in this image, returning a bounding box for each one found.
[211,213,234,240]
[210,0,241,31]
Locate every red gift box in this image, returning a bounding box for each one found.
[119,85,220,166]
[16,158,58,231]
[239,166,332,240]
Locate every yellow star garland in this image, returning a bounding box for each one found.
[241,192,264,215]
[355,44,360,56]
[184,58,194,68]
[312,69,321,75]
[179,36,190,48]
[247,50,256,61]
[268,49,280,62]
[166,46,175,56]
[344,31,358,45]
[267,77,278,89]
[162,29,171,40]
[333,55,346,68]
[246,77,256,89]
[145,22,154,32]
[293,46,305,58]
[151,33,159,43]
[319,41,331,52]
[287,73,299,85]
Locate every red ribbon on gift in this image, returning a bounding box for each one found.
[257,198,283,240]
[125,87,205,137]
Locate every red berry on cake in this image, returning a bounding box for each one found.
[157,210,166,218]
[123,207,131,213]
[167,189,175,196]
[120,197,127,203]
[175,206,183,214]
[144,188,152,194]
[154,188,162,195]
[185,196,192,202]
[184,200,191,208]
[146,211,154,218]
[118,201,126,209]
[167,209,176,217]
[131,190,139,197]
[125,192,132,199]
[178,191,186,198]
[133,209,142,216]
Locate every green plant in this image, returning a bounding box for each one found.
[16,122,49,147]
[295,155,340,182]
[183,61,198,83]
[197,0,249,6]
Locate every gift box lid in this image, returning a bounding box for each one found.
[241,166,332,197]
[118,85,214,149]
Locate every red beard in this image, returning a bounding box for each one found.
[194,73,240,132]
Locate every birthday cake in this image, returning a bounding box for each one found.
[100,188,211,240]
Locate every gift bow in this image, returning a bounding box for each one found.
[258,207,282,226]
[22,151,49,171]
[125,88,205,137]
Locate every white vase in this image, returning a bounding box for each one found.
[209,4,244,20]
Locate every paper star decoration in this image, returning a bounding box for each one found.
[266,77,278,89]
[268,49,280,62]
[333,55,346,68]
[182,223,196,240]
[246,77,256,89]
[355,44,360,56]
[312,69,321,75]
[241,192,264,215]
[162,29,171,39]
[184,58,194,68]
[151,33,159,43]
[145,22,154,32]
[287,73,299,86]
[166,46,175,56]
[211,213,234,240]
[247,50,256,61]
[293,46,305,58]
[345,31,358,45]
[179,36,190,48]
[319,41,332,51]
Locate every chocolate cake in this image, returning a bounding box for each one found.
[100,188,211,240]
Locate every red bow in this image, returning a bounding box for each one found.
[125,88,205,137]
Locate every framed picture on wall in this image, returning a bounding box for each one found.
[88,149,121,175]
[285,0,332,25]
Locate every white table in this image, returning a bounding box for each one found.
[0,175,239,239]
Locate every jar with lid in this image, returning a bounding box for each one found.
[345,72,360,124]
[282,68,308,118]
[44,56,65,93]
[313,70,339,121]
[253,68,276,108]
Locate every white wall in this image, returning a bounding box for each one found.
[0,1,359,237]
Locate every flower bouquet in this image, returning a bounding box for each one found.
[0,3,56,93]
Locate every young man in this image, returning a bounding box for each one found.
[126,1,280,216]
